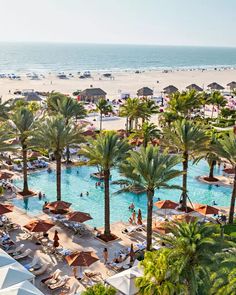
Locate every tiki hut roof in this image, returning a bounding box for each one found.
[137,87,153,97]
[207,82,225,90]
[186,84,203,92]
[163,85,178,94]
[80,88,107,97]
[24,92,42,102]
[227,81,236,90]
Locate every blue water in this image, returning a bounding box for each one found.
[13,161,232,227]
[0,43,236,73]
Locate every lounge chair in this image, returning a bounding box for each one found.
[41,269,62,285]
[48,275,69,290]
[14,248,32,260]
[13,164,22,171]
[27,162,35,170]
[84,272,103,282]
[32,263,49,276]
[68,281,81,295]
[24,254,40,269]
[122,225,143,235]
[7,243,24,256]
[108,256,131,271]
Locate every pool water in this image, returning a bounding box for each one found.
[13,161,232,227]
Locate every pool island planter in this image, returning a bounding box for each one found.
[17,190,37,197]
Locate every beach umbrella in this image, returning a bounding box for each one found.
[65,251,99,267]
[174,214,197,223]
[106,266,142,295]
[0,171,14,180]
[163,85,178,94]
[152,221,170,234]
[207,82,224,91]
[45,201,71,214]
[0,280,44,295]
[53,230,60,248]
[0,204,13,215]
[195,204,219,215]
[137,209,142,225]
[186,84,203,92]
[227,81,236,90]
[66,211,92,223]
[24,220,54,233]
[154,200,178,210]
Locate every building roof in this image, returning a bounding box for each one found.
[137,87,153,96]
[80,88,107,97]
[24,92,42,102]
[186,84,203,92]
[207,82,225,90]
[163,85,178,94]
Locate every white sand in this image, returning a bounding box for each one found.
[1,68,235,103]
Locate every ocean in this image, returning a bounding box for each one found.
[0,42,236,73]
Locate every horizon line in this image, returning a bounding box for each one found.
[0,40,236,49]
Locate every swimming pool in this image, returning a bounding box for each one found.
[13,161,232,227]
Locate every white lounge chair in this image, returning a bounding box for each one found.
[48,275,70,290]
[7,243,24,255]
[14,248,32,260]
[122,225,143,235]
[68,281,81,295]
[32,263,49,276]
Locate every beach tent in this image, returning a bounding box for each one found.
[163,85,178,94]
[0,248,15,267]
[207,82,224,91]
[0,280,44,295]
[186,84,203,92]
[106,266,142,295]
[0,262,35,289]
[137,87,153,97]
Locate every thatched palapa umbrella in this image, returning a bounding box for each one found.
[186,84,203,92]
[163,85,178,95]
[227,81,236,90]
[137,87,153,97]
[207,82,224,91]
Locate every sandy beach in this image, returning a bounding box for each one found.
[1,68,235,103]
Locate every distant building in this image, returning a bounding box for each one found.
[79,88,107,102]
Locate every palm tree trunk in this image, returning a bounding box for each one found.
[56,154,62,201]
[22,144,29,194]
[181,152,188,211]
[229,166,236,224]
[146,188,154,251]
[104,169,111,236]
[209,160,216,180]
[100,112,102,131]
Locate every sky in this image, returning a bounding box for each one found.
[0,0,236,47]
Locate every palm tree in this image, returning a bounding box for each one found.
[210,248,236,295]
[131,122,160,148]
[163,119,209,210]
[140,99,159,125]
[136,248,187,295]
[96,98,112,131]
[119,98,141,131]
[47,93,86,163]
[215,132,236,223]
[119,146,181,250]
[9,107,36,195]
[34,115,83,201]
[210,91,227,119]
[81,132,130,237]
[158,221,228,295]
[81,283,116,295]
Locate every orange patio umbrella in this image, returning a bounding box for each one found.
[65,251,99,267]
[195,204,219,215]
[67,211,92,223]
[24,220,54,233]
[45,201,72,214]
[0,204,13,215]
[154,200,178,210]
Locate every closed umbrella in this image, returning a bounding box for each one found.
[24,220,54,233]
[129,244,135,262]
[53,230,59,248]
[66,211,92,223]
[137,209,142,225]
